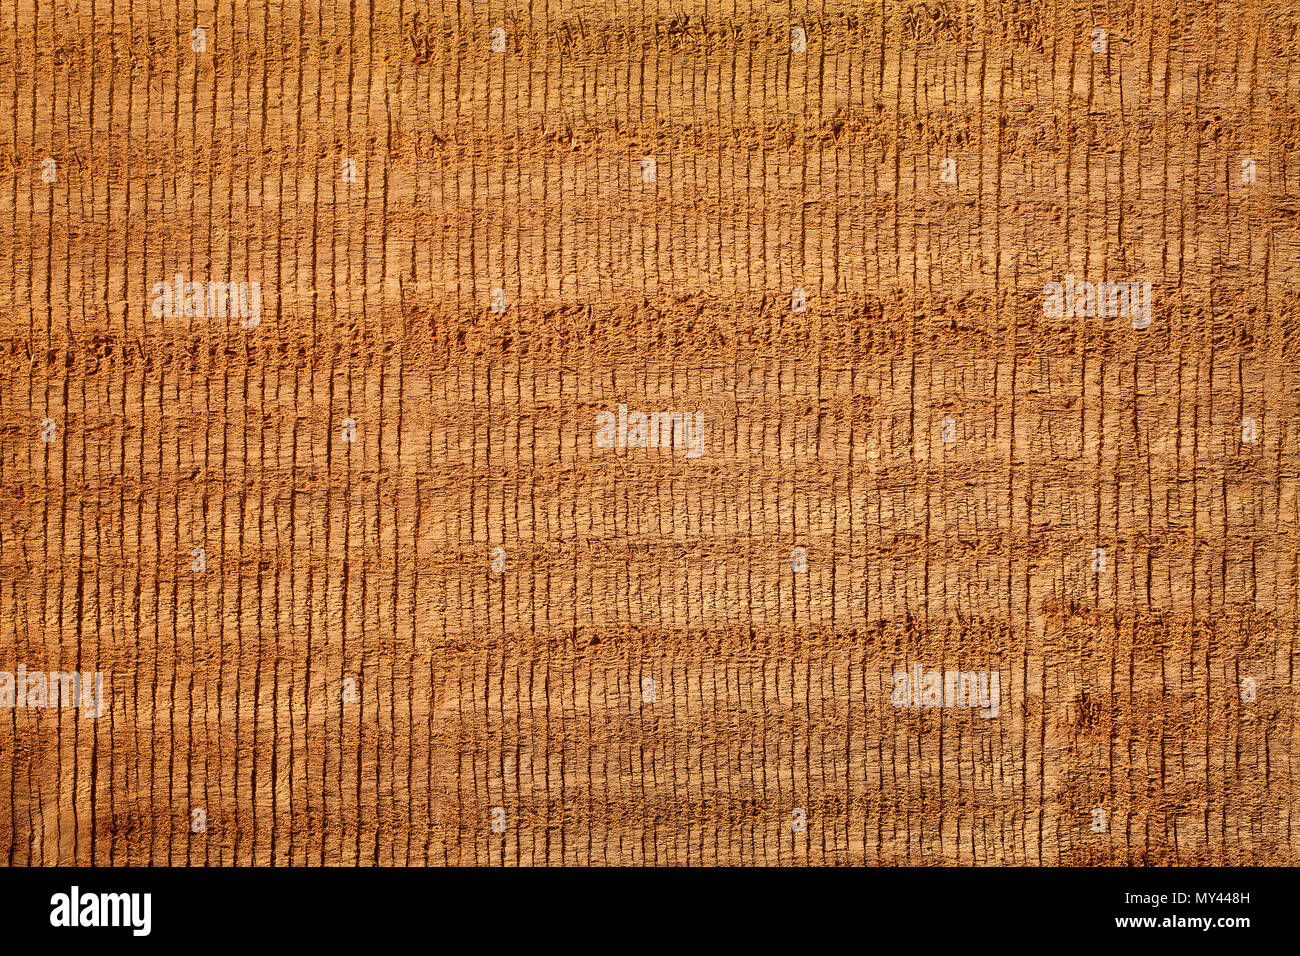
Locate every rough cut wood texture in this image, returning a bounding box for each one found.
[2,0,1300,865]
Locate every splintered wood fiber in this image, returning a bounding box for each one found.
[2,0,1300,866]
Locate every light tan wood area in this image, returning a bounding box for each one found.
[1,0,1298,864]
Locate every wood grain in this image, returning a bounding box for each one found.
[1,0,1298,864]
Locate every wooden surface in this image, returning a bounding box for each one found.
[1,0,1299,864]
